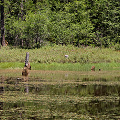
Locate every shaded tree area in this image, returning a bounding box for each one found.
[1,0,120,48]
[1,0,5,46]
[87,0,120,47]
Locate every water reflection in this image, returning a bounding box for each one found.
[0,86,4,94]
[0,78,4,119]
[0,76,120,119]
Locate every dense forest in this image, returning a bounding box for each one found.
[0,0,120,48]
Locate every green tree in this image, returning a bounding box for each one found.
[1,0,5,46]
[48,0,94,46]
[3,0,120,48]
[88,0,120,47]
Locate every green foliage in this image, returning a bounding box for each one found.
[47,1,94,45]
[4,0,94,48]
[2,0,120,48]
[114,44,120,51]
[88,0,120,47]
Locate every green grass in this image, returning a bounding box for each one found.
[0,62,120,71]
[0,45,120,71]
[0,62,24,69]
[31,62,120,71]
[1,45,120,63]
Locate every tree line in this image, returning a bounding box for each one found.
[1,0,120,48]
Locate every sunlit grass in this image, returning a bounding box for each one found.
[0,45,120,71]
[0,62,120,71]
[0,45,120,63]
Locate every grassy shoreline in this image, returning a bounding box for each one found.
[1,45,120,63]
[0,45,120,71]
[0,62,120,71]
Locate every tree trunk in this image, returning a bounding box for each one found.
[21,0,23,21]
[21,0,23,47]
[1,0,5,46]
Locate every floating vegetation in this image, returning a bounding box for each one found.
[0,70,120,119]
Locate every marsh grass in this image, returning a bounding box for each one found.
[0,45,120,63]
[0,62,120,72]
[0,45,120,71]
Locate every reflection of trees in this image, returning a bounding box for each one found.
[0,78,4,117]
[25,79,29,94]
[0,86,4,94]
[0,102,3,118]
[1,75,120,119]
[118,86,120,105]
[0,86,4,112]
[17,77,29,94]
[0,102,3,110]
[94,85,108,96]
[0,76,4,94]
[0,76,29,119]
[94,85,120,96]
[23,76,29,94]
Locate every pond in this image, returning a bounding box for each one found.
[0,70,120,119]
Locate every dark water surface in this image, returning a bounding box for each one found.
[0,70,120,119]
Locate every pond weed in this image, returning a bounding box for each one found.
[0,70,120,119]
